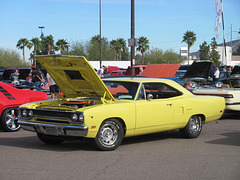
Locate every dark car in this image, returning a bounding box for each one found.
[222,66,240,88]
[0,67,4,80]
[0,68,36,90]
[178,61,216,88]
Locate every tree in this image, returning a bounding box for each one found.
[210,37,220,65]
[56,39,69,54]
[45,35,55,55]
[0,48,28,68]
[68,41,86,57]
[182,31,196,63]
[199,41,210,60]
[110,40,117,60]
[137,36,150,64]
[16,38,29,63]
[116,38,126,61]
[28,37,41,66]
[144,48,183,65]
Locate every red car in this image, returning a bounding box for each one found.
[0,82,49,132]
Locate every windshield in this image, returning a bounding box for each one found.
[103,80,139,100]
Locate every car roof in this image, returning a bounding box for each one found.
[102,76,175,83]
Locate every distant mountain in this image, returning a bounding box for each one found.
[218,39,240,53]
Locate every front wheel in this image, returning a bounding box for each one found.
[179,115,202,138]
[37,133,64,145]
[0,107,21,132]
[94,119,124,151]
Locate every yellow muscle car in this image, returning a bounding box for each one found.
[18,55,225,151]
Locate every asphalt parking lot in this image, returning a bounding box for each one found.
[0,112,239,180]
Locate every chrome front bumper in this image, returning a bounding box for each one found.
[18,120,88,137]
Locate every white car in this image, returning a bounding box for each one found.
[193,88,240,112]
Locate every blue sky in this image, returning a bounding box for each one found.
[0,0,239,60]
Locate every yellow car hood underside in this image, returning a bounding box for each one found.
[35,55,115,102]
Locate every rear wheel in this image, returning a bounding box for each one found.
[37,133,64,145]
[180,115,202,138]
[94,119,124,151]
[0,107,20,132]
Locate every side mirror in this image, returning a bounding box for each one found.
[147,94,153,100]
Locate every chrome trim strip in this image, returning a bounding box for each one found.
[226,102,240,105]
[18,120,88,137]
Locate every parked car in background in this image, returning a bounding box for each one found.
[179,61,218,88]
[221,66,240,88]
[0,68,37,90]
[0,67,4,80]
[0,81,49,132]
[18,55,225,151]
[125,66,146,76]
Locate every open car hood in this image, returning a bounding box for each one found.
[35,55,115,101]
[231,66,240,75]
[183,61,214,79]
[140,64,181,78]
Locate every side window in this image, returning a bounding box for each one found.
[137,84,146,100]
[143,83,182,99]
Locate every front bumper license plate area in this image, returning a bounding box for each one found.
[36,126,63,136]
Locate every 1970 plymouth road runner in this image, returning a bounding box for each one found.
[18,55,225,151]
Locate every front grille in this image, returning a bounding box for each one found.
[36,118,71,124]
[33,109,72,124]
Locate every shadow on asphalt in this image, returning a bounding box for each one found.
[206,131,240,146]
[0,130,182,152]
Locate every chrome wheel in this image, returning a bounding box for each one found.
[99,123,118,146]
[179,115,202,138]
[95,119,124,151]
[189,116,201,134]
[1,107,20,132]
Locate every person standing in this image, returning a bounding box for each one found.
[139,67,144,75]
[31,66,43,91]
[214,67,220,81]
[97,66,104,78]
[103,66,110,76]
[47,73,59,99]
[183,81,193,93]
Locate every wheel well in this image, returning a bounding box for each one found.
[195,114,206,123]
[105,117,127,135]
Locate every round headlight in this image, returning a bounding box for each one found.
[29,110,33,117]
[71,113,78,122]
[22,110,28,117]
[79,114,84,121]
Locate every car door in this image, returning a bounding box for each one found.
[135,82,182,134]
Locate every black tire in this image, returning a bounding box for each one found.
[37,133,64,145]
[0,107,21,132]
[179,115,202,138]
[94,119,124,151]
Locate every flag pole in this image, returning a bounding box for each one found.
[221,0,227,65]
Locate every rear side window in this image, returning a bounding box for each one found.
[143,82,182,99]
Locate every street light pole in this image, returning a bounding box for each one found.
[131,0,135,76]
[38,26,45,55]
[99,0,102,68]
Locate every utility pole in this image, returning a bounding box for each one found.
[130,0,135,76]
[99,0,102,68]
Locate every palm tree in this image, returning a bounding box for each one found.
[28,38,41,66]
[182,31,196,64]
[16,38,29,63]
[116,38,126,61]
[56,39,69,54]
[45,35,54,55]
[110,40,117,60]
[137,36,150,64]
